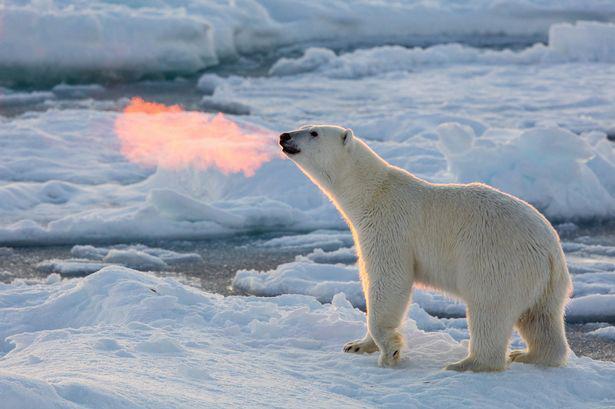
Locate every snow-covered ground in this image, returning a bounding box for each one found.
[1,267,614,408]
[2,2,615,407]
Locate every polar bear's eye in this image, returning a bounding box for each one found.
[310,131,318,137]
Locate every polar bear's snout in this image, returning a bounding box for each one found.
[279,132,301,155]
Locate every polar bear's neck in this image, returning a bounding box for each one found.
[325,138,396,226]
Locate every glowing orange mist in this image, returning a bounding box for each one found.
[115,97,277,176]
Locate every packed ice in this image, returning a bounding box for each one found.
[35,244,203,276]
[3,2,615,84]
[1,1,615,407]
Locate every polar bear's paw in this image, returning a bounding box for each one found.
[509,349,563,366]
[445,356,505,372]
[343,338,379,354]
[509,350,532,362]
[378,348,402,367]
[376,333,404,367]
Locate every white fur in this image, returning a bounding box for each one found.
[281,125,572,371]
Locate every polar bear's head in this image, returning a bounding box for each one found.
[279,125,354,186]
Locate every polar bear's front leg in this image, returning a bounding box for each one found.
[363,258,413,367]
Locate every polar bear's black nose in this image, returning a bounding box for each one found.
[279,133,291,144]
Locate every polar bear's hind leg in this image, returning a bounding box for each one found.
[510,311,567,366]
[446,303,517,372]
[510,301,568,366]
[510,254,570,367]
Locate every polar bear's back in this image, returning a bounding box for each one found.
[428,181,557,249]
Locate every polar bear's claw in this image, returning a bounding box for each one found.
[509,350,527,361]
[343,339,379,354]
[510,350,545,365]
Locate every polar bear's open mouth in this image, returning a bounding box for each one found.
[282,145,301,155]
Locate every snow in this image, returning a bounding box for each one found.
[3,2,615,84]
[258,230,354,251]
[201,97,251,115]
[564,241,615,257]
[196,74,224,95]
[0,90,55,108]
[1,3,614,406]
[77,244,203,264]
[36,260,109,276]
[96,244,203,269]
[269,21,615,78]
[0,267,614,408]
[34,244,202,276]
[234,259,366,307]
[549,21,615,62]
[297,247,357,265]
[572,272,615,297]
[0,85,107,109]
[207,66,614,225]
[567,295,615,323]
[438,124,615,219]
[0,109,340,242]
[0,5,217,85]
[588,326,615,341]
[102,249,169,270]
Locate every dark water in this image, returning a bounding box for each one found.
[0,233,307,295]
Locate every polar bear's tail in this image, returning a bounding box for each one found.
[549,245,573,301]
[514,245,571,366]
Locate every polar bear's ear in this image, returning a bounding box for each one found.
[342,128,353,145]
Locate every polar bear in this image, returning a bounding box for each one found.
[279,125,571,371]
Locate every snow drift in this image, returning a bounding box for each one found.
[0,267,614,408]
[437,124,615,220]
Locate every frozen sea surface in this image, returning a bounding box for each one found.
[0,267,614,408]
[1,6,615,407]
